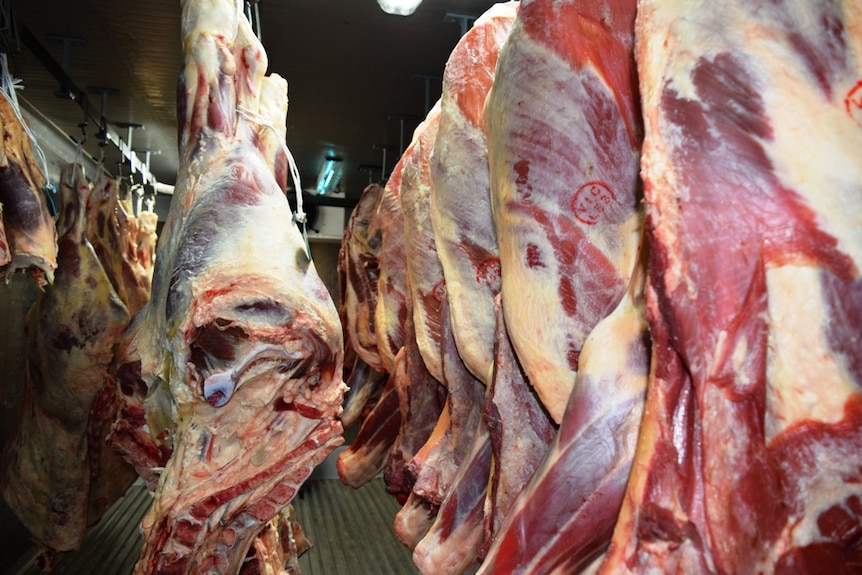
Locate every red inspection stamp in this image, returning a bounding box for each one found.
[475,257,501,288]
[572,181,616,225]
[845,80,862,127]
[431,279,447,302]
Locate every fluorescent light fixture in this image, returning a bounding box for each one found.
[316,155,343,195]
[378,0,422,16]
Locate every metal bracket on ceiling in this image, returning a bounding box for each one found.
[46,34,85,100]
[387,113,420,155]
[114,122,147,183]
[20,26,170,193]
[76,93,89,144]
[132,148,161,212]
[373,143,400,181]
[443,12,477,37]
[86,85,119,146]
[358,164,383,185]
[245,0,262,41]
[410,74,442,116]
[133,148,161,175]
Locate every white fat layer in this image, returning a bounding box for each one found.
[641,0,862,290]
[401,102,445,383]
[765,266,855,442]
[767,83,862,270]
[431,49,500,383]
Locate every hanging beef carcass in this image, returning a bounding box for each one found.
[474,0,646,571]
[599,0,862,573]
[336,116,448,495]
[86,176,135,312]
[479,294,556,561]
[337,179,406,488]
[409,5,530,573]
[477,247,648,574]
[338,182,385,372]
[373,151,447,504]
[0,89,57,285]
[108,0,344,572]
[389,104,450,547]
[397,102,485,516]
[339,352,387,429]
[133,209,158,287]
[393,95,491,572]
[1,164,132,560]
[374,170,409,374]
[375,155,448,497]
[89,181,157,318]
[401,103,445,385]
[115,194,157,316]
[336,371,402,488]
[364,142,445,536]
[485,0,643,424]
[337,103,447,496]
[337,182,388,427]
[429,1,517,385]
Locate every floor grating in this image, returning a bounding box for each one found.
[7,478,417,575]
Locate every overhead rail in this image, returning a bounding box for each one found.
[19,25,172,193]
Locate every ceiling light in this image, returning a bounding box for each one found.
[378,0,422,16]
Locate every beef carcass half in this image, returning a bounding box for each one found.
[383,297,447,505]
[407,7,525,571]
[374,166,409,373]
[108,1,344,572]
[485,0,643,423]
[339,353,387,429]
[599,1,862,573]
[338,182,385,372]
[336,371,402,488]
[334,112,454,496]
[1,164,132,556]
[0,90,57,285]
[477,247,648,574]
[116,195,157,317]
[411,295,488,575]
[133,209,158,287]
[399,103,486,512]
[401,102,445,384]
[480,294,556,560]
[429,1,517,384]
[338,182,388,428]
[86,176,134,312]
[336,175,410,485]
[375,142,450,503]
[388,103,489,553]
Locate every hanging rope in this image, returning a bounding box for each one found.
[236,103,312,261]
[0,52,56,215]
